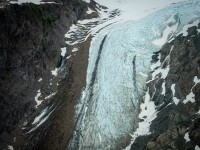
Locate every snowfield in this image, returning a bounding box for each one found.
[67,0,200,149]
[94,0,187,20]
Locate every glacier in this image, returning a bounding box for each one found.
[68,0,200,149]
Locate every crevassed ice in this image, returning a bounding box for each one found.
[69,0,200,149]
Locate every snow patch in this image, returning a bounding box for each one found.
[27,106,55,133]
[51,68,59,76]
[183,76,200,104]
[67,55,72,59]
[183,92,195,104]
[184,132,190,142]
[38,78,42,82]
[197,110,200,115]
[87,8,95,14]
[61,47,66,57]
[171,84,180,105]
[32,107,48,125]
[194,76,200,85]
[28,113,49,133]
[125,88,157,150]
[45,91,57,100]
[195,145,200,150]
[161,82,166,95]
[7,145,14,150]
[173,97,180,105]
[72,48,79,53]
[35,89,43,108]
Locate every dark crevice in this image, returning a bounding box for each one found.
[88,35,107,99]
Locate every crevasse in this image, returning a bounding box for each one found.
[68,0,200,149]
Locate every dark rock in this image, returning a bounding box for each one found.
[130,23,200,149]
[189,118,200,146]
[0,0,89,149]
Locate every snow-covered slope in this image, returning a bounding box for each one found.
[93,0,186,21]
[68,0,200,149]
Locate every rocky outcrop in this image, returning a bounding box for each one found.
[130,24,200,149]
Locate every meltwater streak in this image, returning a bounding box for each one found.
[69,0,200,149]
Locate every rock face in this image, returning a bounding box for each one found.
[131,24,200,150]
[0,0,93,149]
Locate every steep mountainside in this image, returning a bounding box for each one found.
[0,0,95,149]
[130,23,200,150]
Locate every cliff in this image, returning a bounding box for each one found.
[0,0,93,149]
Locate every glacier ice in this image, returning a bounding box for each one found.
[69,0,200,149]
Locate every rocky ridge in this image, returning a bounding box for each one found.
[130,23,200,150]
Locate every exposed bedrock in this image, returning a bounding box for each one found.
[131,23,200,150]
[0,0,97,149]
